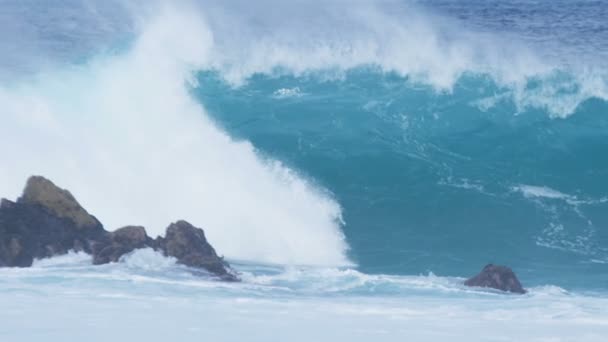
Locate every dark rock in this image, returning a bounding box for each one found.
[0,177,108,267]
[18,176,102,230]
[464,264,526,294]
[92,226,155,265]
[158,220,238,281]
[0,197,107,267]
[0,176,238,281]
[0,198,14,209]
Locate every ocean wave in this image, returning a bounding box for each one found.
[0,3,352,267]
[193,0,607,118]
[3,252,579,299]
[4,257,608,342]
[1,0,608,278]
[2,1,607,117]
[1,2,608,339]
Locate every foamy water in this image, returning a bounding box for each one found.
[1,1,608,340]
[1,250,607,342]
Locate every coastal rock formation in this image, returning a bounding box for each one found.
[0,176,237,280]
[19,176,101,230]
[92,226,153,265]
[0,178,107,267]
[464,264,526,294]
[158,221,237,281]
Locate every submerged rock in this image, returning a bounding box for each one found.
[157,220,238,281]
[464,264,526,294]
[0,176,237,280]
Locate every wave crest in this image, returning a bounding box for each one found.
[0,3,351,267]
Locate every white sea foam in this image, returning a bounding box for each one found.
[438,177,487,194]
[0,2,607,340]
[2,1,606,118]
[32,251,93,268]
[2,257,607,342]
[513,184,607,207]
[513,184,576,201]
[120,248,177,271]
[0,3,350,267]
[192,0,607,118]
[273,87,303,99]
[0,1,606,268]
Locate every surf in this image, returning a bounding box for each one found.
[0,0,607,287]
[0,2,350,267]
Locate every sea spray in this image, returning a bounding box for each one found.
[1,1,608,340]
[0,3,350,266]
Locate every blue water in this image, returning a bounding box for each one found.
[195,70,608,290]
[1,0,608,340]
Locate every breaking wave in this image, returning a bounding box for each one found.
[0,1,607,275]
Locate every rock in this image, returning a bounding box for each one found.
[0,176,238,281]
[93,226,154,265]
[464,264,526,294]
[18,176,101,230]
[0,177,109,267]
[158,220,238,281]
[0,197,107,267]
[112,226,150,246]
[0,198,13,209]
[2,237,27,267]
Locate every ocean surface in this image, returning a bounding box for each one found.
[1,0,608,340]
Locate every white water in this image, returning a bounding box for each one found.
[0,250,607,342]
[3,0,606,268]
[514,184,579,202]
[0,3,350,267]
[2,2,608,341]
[3,0,604,267]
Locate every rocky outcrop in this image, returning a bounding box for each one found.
[464,264,526,294]
[92,226,154,265]
[0,190,107,267]
[0,176,237,280]
[19,176,101,230]
[157,221,237,281]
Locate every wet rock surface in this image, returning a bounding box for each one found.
[158,221,238,281]
[465,264,526,294]
[0,176,237,280]
[0,194,106,267]
[19,176,101,230]
[92,226,153,265]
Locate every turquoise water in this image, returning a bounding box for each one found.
[195,70,608,290]
[1,0,608,340]
[1,250,607,341]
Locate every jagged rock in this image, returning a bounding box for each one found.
[158,220,238,281]
[0,197,107,267]
[464,264,526,294]
[93,226,155,265]
[0,176,107,267]
[0,176,238,281]
[18,176,101,230]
